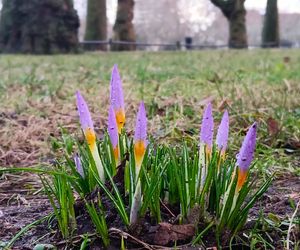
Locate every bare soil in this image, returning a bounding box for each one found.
[1,170,299,249]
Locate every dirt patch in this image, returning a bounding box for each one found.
[250,174,300,217]
[0,173,52,248]
[0,172,299,249]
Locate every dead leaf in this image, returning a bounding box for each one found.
[186,205,200,224]
[267,117,280,136]
[283,56,290,63]
[199,96,214,106]
[153,222,195,245]
[218,99,231,111]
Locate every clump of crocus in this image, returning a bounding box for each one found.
[130,102,147,224]
[76,91,105,182]
[108,106,119,162]
[216,110,229,160]
[110,65,125,134]
[236,122,257,191]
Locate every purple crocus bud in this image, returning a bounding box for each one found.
[76,91,96,150]
[200,103,214,151]
[108,106,119,160]
[76,90,94,132]
[134,102,147,143]
[134,102,147,167]
[110,64,125,133]
[237,122,257,172]
[236,122,257,190]
[108,106,118,148]
[216,110,229,155]
[74,154,84,178]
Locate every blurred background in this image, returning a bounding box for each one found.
[0,0,300,53]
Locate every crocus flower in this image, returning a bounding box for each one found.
[108,106,119,161]
[236,122,257,191]
[74,154,84,178]
[216,110,229,158]
[76,91,96,150]
[200,103,214,155]
[130,102,147,225]
[110,64,125,134]
[134,102,147,170]
[198,103,214,189]
[76,91,105,182]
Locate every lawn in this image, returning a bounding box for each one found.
[0,50,299,249]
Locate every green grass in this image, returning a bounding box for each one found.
[1,50,299,175]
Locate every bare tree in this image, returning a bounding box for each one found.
[112,0,136,51]
[262,0,279,47]
[210,0,247,48]
[85,0,107,50]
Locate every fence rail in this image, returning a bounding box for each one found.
[80,40,298,51]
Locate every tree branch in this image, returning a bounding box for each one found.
[210,0,236,19]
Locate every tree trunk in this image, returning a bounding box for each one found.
[0,0,79,54]
[262,0,279,48]
[84,0,107,50]
[112,0,136,51]
[210,0,248,48]
[228,1,247,48]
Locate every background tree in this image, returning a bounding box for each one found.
[0,0,79,54]
[262,0,279,47]
[112,0,136,51]
[84,0,107,50]
[210,0,248,48]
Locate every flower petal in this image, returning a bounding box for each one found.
[236,122,257,172]
[134,102,147,143]
[76,90,94,132]
[200,103,214,149]
[110,64,125,111]
[74,154,84,178]
[216,110,229,153]
[108,106,118,149]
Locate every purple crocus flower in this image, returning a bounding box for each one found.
[134,102,147,167]
[216,110,229,155]
[76,91,105,182]
[76,90,94,132]
[76,91,96,149]
[108,106,119,160]
[200,103,214,152]
[236,122,257,190]
[110,64,125,133]
[130,102,147,225]
[237,122,257,171]
[74,154,84,178]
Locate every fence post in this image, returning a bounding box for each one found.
[185,37,193,50]
[109,38,112,51]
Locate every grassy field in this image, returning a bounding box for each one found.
[0,50,299,248]
[1,50,299,172]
